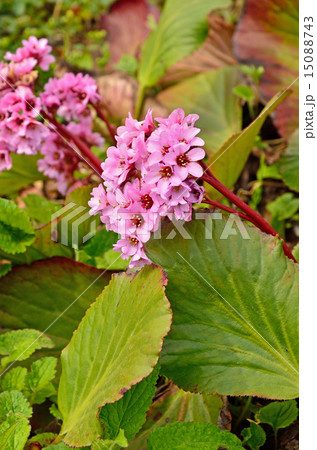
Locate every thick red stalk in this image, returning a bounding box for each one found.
[203,197,259,227]
[202,174,297,263]
[42,111,103,176]
[92,103,116,142]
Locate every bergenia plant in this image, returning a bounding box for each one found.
[0,4,299,446]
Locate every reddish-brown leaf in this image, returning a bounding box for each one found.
[234,0,299,137]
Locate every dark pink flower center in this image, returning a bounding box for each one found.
[176,154,189,167]
[129,237,138,246]
[160,166,172,178]
[141,194,153,210]
[131,214,143,228]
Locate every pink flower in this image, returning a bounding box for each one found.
[41,73,100,121]
[113,235,151,268]
[0,144,12,172]
[163,143,205,178]
[88,184,109,215]
[5,37,55,71]
[116,110,154,146]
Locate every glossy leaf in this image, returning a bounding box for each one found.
[58,266,172,447]
[234,0,299,137]
[241,421,266,450]
[0,154,45,196]
[0,199,35,255]
[128,384,223,450]
[145,214,299,399]
[280,129,299,192]
[157,67,241,155]
[255,400,298,432]
[138,0,230,87]
[0,257,113,353]
[147,422,243,449]
[99,365,159,441]
[160,15,237,85]
[0,329,53,369]
[205,89,290,200]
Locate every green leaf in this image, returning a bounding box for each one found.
[157,67,242,155]
[233,85,255,102]
[255,400,298,432]
[0,199,35,255]
[24,357,57,404]
[128,385,223,450]
[0,220,73,266]
[49,404,63,421]
[27,432,57,448]
[147,422,243,449]
[0,329,53,369]
[292,244,299,263]
[76,228,128,271]
[206,89,291,200]
[23,194,61,224]
[0,154,45,196]
[266,193,299,238]
[64,185,100,250]
[0,263,11,278]
[145,214,299,399]
[0,257,113,353]
[58,266,172,447]
[241,421,266,450]
[280,129,299,191]
[1,368,27,392]
[99,365,159,442]
[0,391,32,420]
[92,429,128,450]
[138,0,230,87]
[0,413,31,450]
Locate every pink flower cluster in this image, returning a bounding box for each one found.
[41,73,100,121]
[89,108,205,268]
[0,37,54,171]
[39,73,104,194]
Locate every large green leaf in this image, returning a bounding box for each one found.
[23,194,61,225]
[58,266,172,447]
[157,67,241,155]
[0,257,113,352]
[145,214,299,399]
[0,199,35,255]
[99,365,159,442]
[147,422,243,449]
[128,384,223,450]
[206,89,291,199]
[0,154,45,196]
[138,0,230,88]
[280,129,299,192]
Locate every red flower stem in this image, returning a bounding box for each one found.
[92,103,116,142]
[42,111,103,177]
[203,197,258,227]
[202,174,297,263]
